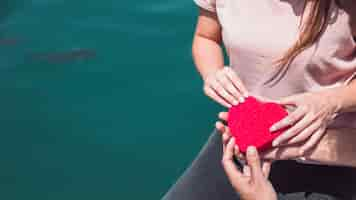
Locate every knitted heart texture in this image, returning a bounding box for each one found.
[227,96,292,153]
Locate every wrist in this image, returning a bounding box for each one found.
[302,130,336,165]
[201,65,225,82]
[323,87,345,116]
[326,84,355,114]
[305,128,356,167]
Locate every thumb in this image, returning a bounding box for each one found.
[246,146,264,180]
[218,112,228,121]
[262,161,272,178]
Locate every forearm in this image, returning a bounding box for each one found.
[263,127,356,167]
[297,80,356,166]
[192,35,225,80]
[306,127,356,168]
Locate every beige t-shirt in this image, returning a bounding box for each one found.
[194,0,356,165]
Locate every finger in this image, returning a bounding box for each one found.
[243,165,251,177]
[299,127,326,155]
[234,145,246,168]
[223,132,231,147]
[233,144,245,161]
[273,113,313,147]
[234,144,240,155]
[246,146,264,180]
[224,67,249,97]
[210,78,239,106]
[286,119,321,145]
[204,86,232,108]
[222,138,245,183]
[215,121,226,133]
[218,112,228,121]
[260,145,301,161]
[223,141,226,153]
[262,161,272,178]
[276,95,299,106]
[270,106,307,132]
[238,153,246,160]
[216,71,243,102]
[222,129,232,153]
[222,136,227,153]
[234,144,244,161]
[222,132,231,153]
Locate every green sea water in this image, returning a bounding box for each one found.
[0,1,223,199]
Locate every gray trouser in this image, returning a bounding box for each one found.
[162,129,356,200]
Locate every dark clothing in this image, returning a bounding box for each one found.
[162,129,356,200]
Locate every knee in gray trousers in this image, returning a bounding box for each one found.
[162,129,239,200]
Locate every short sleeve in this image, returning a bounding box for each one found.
[193,0,216,12]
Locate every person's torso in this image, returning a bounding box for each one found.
[215,0,356,128]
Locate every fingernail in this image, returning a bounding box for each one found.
[247,146,256,155]
[233,100,239,105]
[230,137,235,144]
[270,126,276,132]
[272,140,279,147]
[239,97,245,103]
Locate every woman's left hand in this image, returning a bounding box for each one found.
[270,89,341,154]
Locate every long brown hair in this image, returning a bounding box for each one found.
[263,0,334,86]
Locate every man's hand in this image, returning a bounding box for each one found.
[222,138,277,200]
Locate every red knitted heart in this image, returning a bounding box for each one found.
[227,96,291,153]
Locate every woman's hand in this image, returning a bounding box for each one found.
[216,111,356,167]
[203,67,249,108]
[222,138,277,200]
[270,89,342,155]
[216,111,308,161]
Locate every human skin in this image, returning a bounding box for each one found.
[216,113,356,168]
[268,81,356,155]
[221,139,277,200]
[192,8,249,108]
[193,3,356,164]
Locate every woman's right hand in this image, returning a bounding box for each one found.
[203,67,249,108]
[215,111,305,161]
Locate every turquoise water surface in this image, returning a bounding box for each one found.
[0,1,222,199]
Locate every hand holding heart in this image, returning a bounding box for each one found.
[216,90,341,159]
[217,121,316,161]
[227,96,291,153]
[269,89,341,154]
[221,139,277,200]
